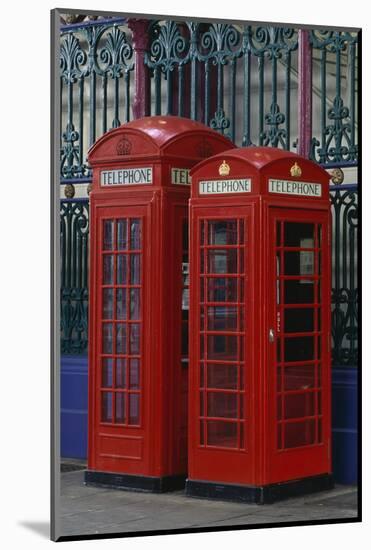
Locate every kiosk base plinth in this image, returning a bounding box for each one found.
[185,474,334,504]
[84,470,186,493]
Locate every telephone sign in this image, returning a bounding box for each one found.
[268,179,322,197]
[100,167,153,186]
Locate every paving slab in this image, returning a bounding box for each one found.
[58,470,359,538]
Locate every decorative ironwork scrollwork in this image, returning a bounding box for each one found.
[146,20,190,72]
[310,30,358,164]
[60,200,89,354]
[330,188,358,366]
[60,21,134,178]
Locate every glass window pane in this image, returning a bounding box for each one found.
[129,289,140,320]
[284,280,315,304]
[239,219,244,245]
[207,392,238,419]
[207,335,238,361]
[200,363,205,388]
[200,421,205,445]
[130,254,141,284]
[200,250,205,274]
[101,392,113,422]
[207,364,238,389]
[284,308,314,333]
[129,358,140,389]
[181,314,189,357]
[284,392,315,419]
[207,421,238,448]
[200,391,205,416]
[284,336,314,362]
[317,225,322,247]
[317,391,322,415]
[117,219,128,250]
[130,324,140,354]
[129,394,140,424]
[116,288,127,320]
[102,288,114,319]
[283,364,316,391]
[207,306,238,331]
[277,423,283,449]
[182,219,188,250]
[116,323,127,354]
[102,323,113,354]
[239,248,244,274]
[102,358,113,387]
[116,358,127,388]
[200,221,205,245]
[284,419,315,448]
[239,278,244,302]
[318,418,323,443]
[103,255,114,284]
[115,392,126,423]
[284,222,314,247]
[103,220,114,250]
[276,221,281,247]
[117,255,127,285]
[208,220,237,245]
[284,251,314,276]
[207,277,238,302]
[130,219,141,249]
[208,249,237,273]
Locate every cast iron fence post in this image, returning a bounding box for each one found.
[297,29,312,158]
[128,18,151,119]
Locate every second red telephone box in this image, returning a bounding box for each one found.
[187,147,333,503]
[85,116,233,492]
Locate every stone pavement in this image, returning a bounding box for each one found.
[59,469,358,538]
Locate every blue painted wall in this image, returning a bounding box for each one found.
[61,355,88,459]
[332,367,358,485]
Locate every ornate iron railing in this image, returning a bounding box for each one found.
[60,199,89,354]
[59,17,359,365]
[145,22,299,149]
[60,18,134,179]
[310,31,358,165]
[60,19,358,179]
[330,184,358,366]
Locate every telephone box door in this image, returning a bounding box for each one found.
[266,208,331,483]
[90,204,150,475]
[189,205,256,485]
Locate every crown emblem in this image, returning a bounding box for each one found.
[116,136,132,155]
[290,162,302,177]
[219,160,230,176]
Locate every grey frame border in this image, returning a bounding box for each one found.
[51,8,61,543]
[51,7,361,542]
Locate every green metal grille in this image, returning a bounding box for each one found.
[59,18,359,365]
[60,200,89,354]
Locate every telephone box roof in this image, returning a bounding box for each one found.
[88,115,234,162]
[119,116,225,146]
[190,146,329,179]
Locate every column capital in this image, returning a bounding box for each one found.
[128,18,151,51]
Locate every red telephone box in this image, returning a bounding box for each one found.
[85,116,234,492]
[187,147,333,503]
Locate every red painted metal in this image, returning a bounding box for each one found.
[128,19,151,119]
[188,146,331,488]
[87,116,234,482]
[298,30,313,158]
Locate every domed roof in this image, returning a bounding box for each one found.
[120,115,222,147]
[194,146,299,170]
[190,145,329,180]
[87,115,235,162]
